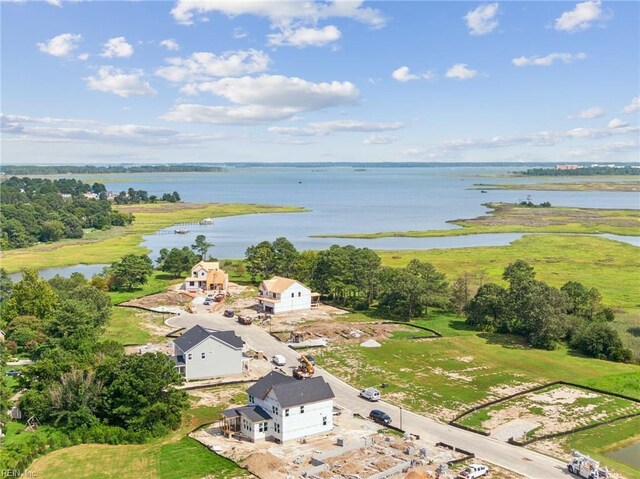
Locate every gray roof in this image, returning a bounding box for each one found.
[247,371,335,408]
[173,325,243,352]
[222,406,272,423]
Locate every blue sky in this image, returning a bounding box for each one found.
[1,0,639,164]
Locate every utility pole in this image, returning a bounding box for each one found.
[399,406,403,431]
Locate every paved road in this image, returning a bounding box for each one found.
[168,312,571,479]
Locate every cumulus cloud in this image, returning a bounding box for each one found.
[160,39,180,51]
[268,25,341,47]
[37,33,82,58]
[101,37,134,58]
[163,75,359,124]
[391,66,435,82]
[85,67,157,97]
[445,63,477,80]
[364,135,398,145]
[45,0,62,7]
[269,120,404,136]
[170,0,386,28]
[512,52,587,67]
[156,49,270,82]
[464,3,499,35]
[608,118,629,129]
[568,106,605,119]
[555,0,610,32]
[233,27,249,39]
[623,97,640,113]
[1,113,228,146]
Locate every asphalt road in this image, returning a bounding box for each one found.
[168,311,571,479]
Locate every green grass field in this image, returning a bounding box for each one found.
[106,271,182,305]
[28,395,251,479]
[104,307,169,345]
[0,202,307,273]
[314,203,640,238]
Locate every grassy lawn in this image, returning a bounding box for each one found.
[28,394,251,479]
[377,235,640,309]
[313,203,640,238]
[104,307,169,345]
[107,271,182,305]
[0,202,307,273]
[473,181,640,192]
[321,312,640,421]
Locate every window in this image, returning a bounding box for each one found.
[291,292,295,298]
[285,409,289,417]
[258,422,268,433]
[274,422,280,433]
[187,353,192,360]
[201,352,206,359]
[300,406,305,414]
[298,292,301,297]
[323,416,327,426]
[248,395,254,404]
[272,405,279,415]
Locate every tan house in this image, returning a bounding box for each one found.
[184,261,229,293]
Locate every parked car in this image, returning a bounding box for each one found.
[458,464,489,479]
[203,299,212,306]
[272,354,287,366]
[5,369,21,377]
[223,309,234,318]
[369,409,392,425]
[360,387,381,402]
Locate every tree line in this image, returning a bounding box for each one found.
[245,239,632,363]
[0,177,182,249]
[519,166,640,176]
[0,164,226,175]
[0,269,188,471]
[465,260,631,362]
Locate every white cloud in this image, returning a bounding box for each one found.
[512,52,587,67]
[156,49,270,82]
[269,120,404,136]
[623,97,640,113]
[101,36,134,58]
[445,63,477,80]
[233,27,249,39]
[85,67,157,98]
[464,3,499,36]
[163,75,359,125]
[37,33,82,58]
[268,25,341,48]
[77,53,89,61]
[391,66,435,82]
[160,39,180,51]
[364,135,398,145]
[568,106,605,119]
[171,0,387,28]
[555,0,609,32]
[608,118,629,129]
[45,0,62,7]
[1,113,228,146]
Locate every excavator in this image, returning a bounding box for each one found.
[293,354,314,380]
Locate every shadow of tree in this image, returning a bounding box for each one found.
[477,332,531,350]
[627,327,640,338]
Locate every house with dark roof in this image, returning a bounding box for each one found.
[220,371,335,443]
[172,325,243,381]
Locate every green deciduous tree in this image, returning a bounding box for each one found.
[108,255,153,291]
[157,247,199,278]
[1,269,59,323]
[571,322,632,362]
[191,234,213,260]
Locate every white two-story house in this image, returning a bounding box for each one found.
[256,276,313,314]
[172,325,243,381]
[183,261,228,293]
[220,371,334,443]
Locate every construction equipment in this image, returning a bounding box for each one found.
[567,451,609,479]
[237,316,252,325]
[293,354,314,379]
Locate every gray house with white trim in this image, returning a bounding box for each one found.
[172,325,243,381]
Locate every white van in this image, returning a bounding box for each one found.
[359,387,381,401]
[272,354,287,366]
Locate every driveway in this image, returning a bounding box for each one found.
[168,312,570,479]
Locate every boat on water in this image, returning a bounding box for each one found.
[200,218,214,225]
[174,229,189,234]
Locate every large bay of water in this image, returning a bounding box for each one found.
[17,165,639,278]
